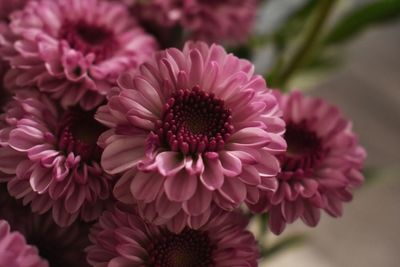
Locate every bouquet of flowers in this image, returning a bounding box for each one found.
[0,0,397,266]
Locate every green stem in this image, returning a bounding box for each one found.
[276,0,337,89]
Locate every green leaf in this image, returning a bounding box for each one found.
[324,0,400,46]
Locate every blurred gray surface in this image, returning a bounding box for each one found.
[262,18,400,267]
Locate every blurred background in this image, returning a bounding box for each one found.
[253,0,400,266]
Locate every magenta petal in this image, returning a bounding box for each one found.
[269,206,287,235]
[30,166,53,194]
[187,209,211,230]
[113,170,136,204]
[153,151,185,176]
[218,178,246,204]
[164,171,198,202]
[101,136,145,174]
[282,200,304,223]
[229,127,271,147]
[239,166,261,186]
[183,185,212,216]
[9,128,43,151]
[155,193,181,219]
[130,171,164,203]
[200,154,224,190]
[219,151,242,177]
[301,205,321,227]
[65,187,86,213]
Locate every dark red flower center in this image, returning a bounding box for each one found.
[280,121,324,172]
[147,229,215,267]
[57,108,106,162]
[154,86,234,155]
[59,20,119,62]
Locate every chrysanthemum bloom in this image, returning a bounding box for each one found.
[129,0,258,44]
[86,205,259,267]
[0,0,157,110]
[251,90,366,235]
[97,42,286,232]
[0,90,113,226]
[0,220,48,267]
[0,184,90,267]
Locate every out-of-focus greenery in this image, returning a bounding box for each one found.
[248,0,400,90]
[248,0,400,261]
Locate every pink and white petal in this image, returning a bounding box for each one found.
[200,153,224,190]
[101,136,146,174]
[148,151,185,176]
[219,151,242,177]
[229,127,271,147]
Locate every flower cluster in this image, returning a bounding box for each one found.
[0,0,366,266]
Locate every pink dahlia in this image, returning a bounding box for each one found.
[251,90,366,234]
[0,90,113,226]
[0,0,157,110]
[86,205,259,267]
[0,220,47,267]
[97,42,286,232]
[130,0,258,44]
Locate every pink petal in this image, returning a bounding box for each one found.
[218,178,246,204]
[282,200,304,223]
[130,171,164,203]
[200,153,224,190]
[219,151,242,177]
[229,127,271,147]
[301,205,321,227]
[164,171,198,202]
[152,151,185,176]
[183,185,212,216]
[101,136,145,174]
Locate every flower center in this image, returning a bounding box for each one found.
[57,108,106,162]
[154,86,234,155]
[59,20,119,62]
[280,121,323,172]
[147,229,215,267]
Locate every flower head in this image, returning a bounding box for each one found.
[0,184,90,267]
[0,90,113,226]
[86,205,259,267]
[130,0,258,44]
[0,0,157,110]
[251,90,366,234]
[0,219,48,267]
[97,42,286,232]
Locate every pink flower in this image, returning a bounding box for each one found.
[97,42,286,232]
[0,0,157,110]
[0,219,47,267]
[0,184,90,267]
[86,205,259,267]
[0,90,113,226]
[251,90,366,234]
[130,0,258,44]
